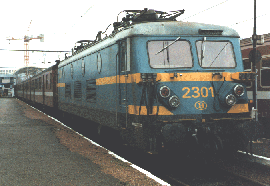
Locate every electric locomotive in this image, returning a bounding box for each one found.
[57,9,254,155]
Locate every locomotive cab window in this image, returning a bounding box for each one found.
[261,59,270,87]
[196,41,236,68]
[147,40,193,68]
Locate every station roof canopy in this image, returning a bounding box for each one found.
[14,66,46,76]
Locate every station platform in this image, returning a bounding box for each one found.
[0,98,165,185]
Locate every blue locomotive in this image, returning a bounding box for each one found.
[57,9,254,155]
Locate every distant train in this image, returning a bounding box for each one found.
[15,65,58,108]
[241,43,270,138]
[15,8,256,156]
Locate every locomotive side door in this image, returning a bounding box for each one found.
[118,38,131,127]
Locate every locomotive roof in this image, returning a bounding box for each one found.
[59,21,239,67]
[127,21,239,37]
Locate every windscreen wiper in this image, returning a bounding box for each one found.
[209,43,228,67]
[200,37,206,66]
[155,37,181,55]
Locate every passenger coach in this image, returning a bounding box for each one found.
[15,64,58,110]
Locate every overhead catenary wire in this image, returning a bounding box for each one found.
[181,0,229,21]
[81,5,95,17]
[69,5,95,30]
[0,49,71,52]
[230,13,267,26]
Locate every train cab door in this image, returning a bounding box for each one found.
[118,38,131,128]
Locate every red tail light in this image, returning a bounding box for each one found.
[160,86,170,98]
[234,84,244,96]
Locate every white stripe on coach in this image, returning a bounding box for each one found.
[35,92,53,96]
[247,91,270,100]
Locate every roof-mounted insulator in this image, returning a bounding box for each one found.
[113,8,185,30]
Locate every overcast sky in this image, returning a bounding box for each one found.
[0,0,268,68]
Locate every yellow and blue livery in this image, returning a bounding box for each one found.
[57,9,254,155]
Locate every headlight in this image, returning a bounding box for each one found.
[160,86,170,98]
[234,84,244,96]
[226,94,236,106]
[169,95,180,107]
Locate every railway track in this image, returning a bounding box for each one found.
[212,153,270,186]
[164,168,268,186]
[28,102,270,186]
[148,151,269,185]
[100,144,270,185]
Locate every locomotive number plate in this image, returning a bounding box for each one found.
[182,87,214,98]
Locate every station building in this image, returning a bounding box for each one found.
[0,67,17,97]
[14,66,46,85]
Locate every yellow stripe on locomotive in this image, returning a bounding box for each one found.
[96,72,252,117]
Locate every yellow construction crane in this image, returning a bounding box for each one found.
[6,20,44,67]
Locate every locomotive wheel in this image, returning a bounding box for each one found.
[232,130,249,151]
[209,133,223,155]
[184,134,200,159]
[194,133,224,162]
[222,129,248,153]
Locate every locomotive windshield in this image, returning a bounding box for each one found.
[148,40,193,68]
[196,41,236,68]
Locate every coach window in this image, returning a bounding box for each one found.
[39,77,41,89]
[46,74,48,89]
[35,79,37,89]
[148,40,193,68]
[261,59,270,87]
[32,80,34,90]
[50,73,52,89]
